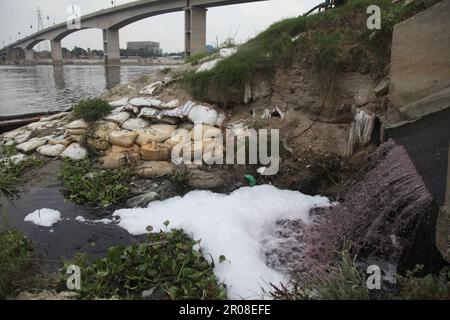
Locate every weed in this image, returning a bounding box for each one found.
[271,247,369,300]
[186,51,214,65]
[59,159,135,207]
[64,228,227,300]
[397,265,450,300]
[182,0,438,105]
[72,98,113,123]
[0,228,44,299]
[0,156,43,198]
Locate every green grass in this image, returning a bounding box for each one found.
[182,0,440,105]
[185,50,216,65]
[0,228,44,299]
[72,98,113,123]
[59,159,135,207]
[64,228,227,300]
[0,156,43,198]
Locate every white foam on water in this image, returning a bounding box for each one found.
[24,209,61,227]
[113,185,331,299]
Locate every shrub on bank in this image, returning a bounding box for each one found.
[64,228,227,300]
[72,98,113,123]
[182,0,440,105]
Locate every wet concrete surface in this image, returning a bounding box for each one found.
[3,162,144,272]
[387,107,450,206]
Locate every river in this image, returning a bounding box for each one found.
[0,64,165,117]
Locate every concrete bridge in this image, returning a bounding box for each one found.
[0,0,267,65]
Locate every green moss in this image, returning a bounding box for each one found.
[72,98,113,123]
[65,228,227,300]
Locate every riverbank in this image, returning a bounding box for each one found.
[0,0,448,300]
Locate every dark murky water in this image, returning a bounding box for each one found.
[5,185,142,272]
[0,65,165,117]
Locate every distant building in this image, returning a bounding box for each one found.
[126,41,161,54]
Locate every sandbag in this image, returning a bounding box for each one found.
[65,120,88,130]
[188,105,219,126]
[109,130,138,148]
[121,118,150,131]
[135,124,177,145]
[16,138,47,153]
[190,124,222,141]
[141,142,170,161]
[60,143,87,161]
[104,112,131,125]
[137,161,175,178]
[37,144,66,157]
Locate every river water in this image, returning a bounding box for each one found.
[0,64,165,117]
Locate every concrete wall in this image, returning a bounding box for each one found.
[390,0,450,120]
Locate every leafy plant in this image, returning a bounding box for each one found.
[72,98,113,123]
[0,228,44,299]
[0,156,43,198]
[186,51,214,65]
[59,159,135,207]
[64,228,227,300]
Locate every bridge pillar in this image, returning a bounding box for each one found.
[24,49,34,62]
[51,40,63,66]
[185,6,207,57]
[103,29,120,66]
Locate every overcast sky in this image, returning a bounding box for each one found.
[0,0,318,52]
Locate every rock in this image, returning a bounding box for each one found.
[121,118,150,131]
[137,161,175,178]
[16,138,47,153]
[129,98,162,108]
[187,169,225,189]
[197,59,221,73]
[190,124,222,141]
[135,124,178,145]
[100,152,125,169]
[65,119,88,130]
[37,144,66,157]
[188,105,219,126]
[374,78,390,97]
[109,130,138,148]
[126,192,160,208]
[60,143,87,161]
[139,81,163,95]
[141,142,170,161]
[14,131,33,144]
[109,97,129,107]
[104,112,131,125]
